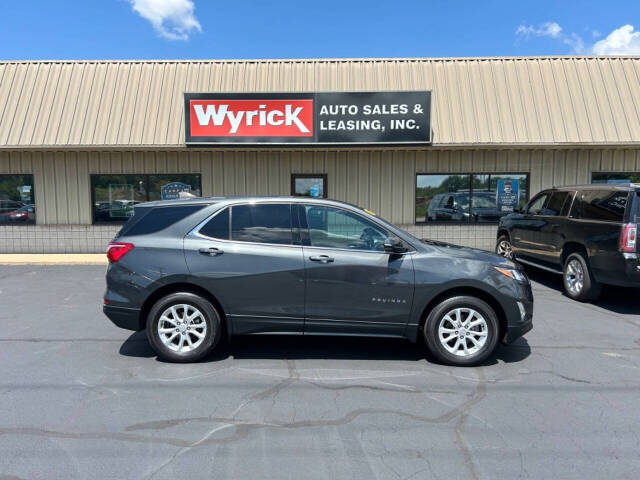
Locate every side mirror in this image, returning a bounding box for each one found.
[384,237,408,254]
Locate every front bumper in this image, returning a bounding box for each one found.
[501,281,534,344]
[103,304,144,331]
[503,315,533,343]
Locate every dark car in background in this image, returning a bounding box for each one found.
[0,199,26,223]
[4,204,35,222]
[103,197,533,366]
[496,184,639,301]
[427,192,503,222]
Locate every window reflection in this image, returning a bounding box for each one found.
[92,174,201,223]
[0,175,36,224]
[416,174,470,222]
[415,173,528,223]
[292,174,327,198]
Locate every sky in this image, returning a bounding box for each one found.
[1,0,640,60]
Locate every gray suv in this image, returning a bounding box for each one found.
[104,197,533,366]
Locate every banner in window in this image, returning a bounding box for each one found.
[161,182,192,200]
[496,179,520,213]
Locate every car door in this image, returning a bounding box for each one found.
[299,204,415,337]
[511,191,550,261]
[535,190,574,265]
[184,202,305,335]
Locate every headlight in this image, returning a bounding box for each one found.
[493,266,527,282]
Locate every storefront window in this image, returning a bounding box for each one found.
[0,174,36,224]
[291,174,327,198]
[91,174,201,223]
[415,173,528,223]
[592,172,640,184]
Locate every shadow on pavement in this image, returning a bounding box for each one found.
[524,266,640,315]
[119,331,532,366]
[118,331,155,358]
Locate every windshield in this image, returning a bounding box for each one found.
[472,193,497,209]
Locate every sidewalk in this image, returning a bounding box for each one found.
[0,254,108,265]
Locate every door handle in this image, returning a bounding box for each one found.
[309,255,334,263]
[198,247,224,256]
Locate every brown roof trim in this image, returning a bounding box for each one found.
[2,55,640,65]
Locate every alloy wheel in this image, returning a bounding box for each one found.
[496,240,513,259]
[565,259,584,295]
[438,308,489,357]
[157,304,207,353]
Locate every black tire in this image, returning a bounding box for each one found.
[495,234,513,259]
[562,252,602,302]
[423,296,499,366]
[146,292,221,363]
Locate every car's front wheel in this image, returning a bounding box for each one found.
[423,296,499,366]
[563,252,602,301]
[146,292,221,362]
[495,235,513,259]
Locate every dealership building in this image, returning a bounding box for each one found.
[1,56,640,253]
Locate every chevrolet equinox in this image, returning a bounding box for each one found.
[104,197,533,366]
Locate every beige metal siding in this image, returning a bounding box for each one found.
[2,57,640,148]
[3,148,640,225]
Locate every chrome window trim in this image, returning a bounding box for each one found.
[188,200,416,254]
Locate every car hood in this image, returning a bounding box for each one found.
[421,238,515,267]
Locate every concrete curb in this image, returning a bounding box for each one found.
[0,254,108,265]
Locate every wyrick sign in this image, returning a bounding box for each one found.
[184,91,431,145]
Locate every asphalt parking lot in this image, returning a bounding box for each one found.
[0,266,639,479]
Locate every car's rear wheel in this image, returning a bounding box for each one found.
[146,292,221,362]
[423,296,499,366]
[563,252,602,301]
[495,235,513,259]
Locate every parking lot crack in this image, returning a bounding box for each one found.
[452,368,486,480]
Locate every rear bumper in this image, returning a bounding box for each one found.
[621,254,640,286]
[593,253,640,287]
[103,304,144,331]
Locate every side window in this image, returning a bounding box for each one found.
[304,205,388,252]
[543,191,569,216]
[526,194,549,215]
[581,190,628,222]
[199,208,230,239]
[444,196,454,209]
[231,204,293,245]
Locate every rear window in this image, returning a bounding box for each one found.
[579,190,629,222]
[116,206,152,237]
[119,205,205,236]
[231,204,292,245]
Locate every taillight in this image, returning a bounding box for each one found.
[620,223,637,253]
[107,242,134,263]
